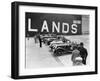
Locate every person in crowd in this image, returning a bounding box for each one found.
[34,35,38,43]
[37,34,42,48]
[71,46,82,66]
[74,56,83,66]
[78,42,88,65]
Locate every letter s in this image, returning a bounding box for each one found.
[71,24,78,34]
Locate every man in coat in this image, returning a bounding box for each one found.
[78,42,88,65]
[71,46,82,66]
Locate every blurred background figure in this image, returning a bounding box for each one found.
[71,46,82,66]
[34,35,38,43]
[74,57,83,66]
[78,42,88,65]
[37,33,42,48]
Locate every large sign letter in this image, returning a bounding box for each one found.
[62,23,69,33]
[52,21,60,33]
[71,24,77,34]
[28,18,38,32]
[41,20,49,32]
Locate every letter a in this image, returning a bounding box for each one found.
[41,20,49,32]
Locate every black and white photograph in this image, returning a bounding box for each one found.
[25,13,89,68]
[11,2,97,79]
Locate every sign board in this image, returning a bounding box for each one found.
[25,13,82,36]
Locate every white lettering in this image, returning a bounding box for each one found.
[52,21,60,33]
[62,23,69,33]
[71,24,77,33]
[28,18,38,32]
[41,20,49,32]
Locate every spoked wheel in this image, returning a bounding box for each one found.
[54,49,64,56]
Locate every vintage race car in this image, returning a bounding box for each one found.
[50,40,78,56]
[49,38,71,49]
[53,43,73,56]
[42,37,57,45]
[41,34,57,45]
[45,37,57,45]
[50,40,63,46]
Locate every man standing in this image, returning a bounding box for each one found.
[37,34,42,48]
[71,46,82,66]
[78,42,88,65]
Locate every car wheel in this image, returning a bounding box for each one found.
[56,49,64,56]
